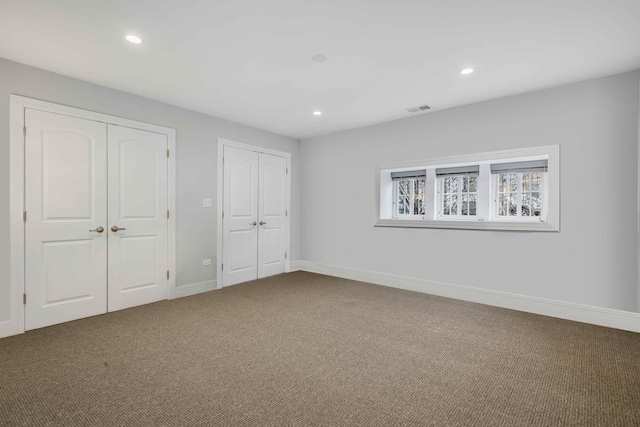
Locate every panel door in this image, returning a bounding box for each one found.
[222,146,259,287]
[107,125,168,311]
[25,109,108,330]
[257,153,287,278]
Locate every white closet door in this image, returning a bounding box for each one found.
[107,125,168,311]
[25,109,108,330]
[257,153,287,278]
[222,146,259,287]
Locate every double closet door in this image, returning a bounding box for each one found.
[222,146,288,287]
[24,109,169,330]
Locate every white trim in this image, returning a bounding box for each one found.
[377,145,557,172]
[375,145,560,232]
[174,280,217,298]
[216,138,292,289]
[216,141,224,290]
[8,97,25,338]
[375,218,557,232]
[167,129,177,299]
[0,320,12,338]
[289,260,304,272]
[218,137,293,160]
[12,95,176,134]
[294,260,640,333]
[6,94,177,339]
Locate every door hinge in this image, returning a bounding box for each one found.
[167,210,170,219]
[285,210,288,217]
[167,149,170,158]
[286,167,288,174]
[285,252,287,259]
[222,210,224,219]
[221,263,223,271]
[23,293,27,305]
[167,270,170,280]
[23,210,27,222]
[23,126,26,137]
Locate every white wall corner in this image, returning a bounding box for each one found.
[295,260,640,333]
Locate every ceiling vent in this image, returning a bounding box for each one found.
[406,104,431,113]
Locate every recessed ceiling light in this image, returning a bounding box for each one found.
[125,35,142,44]
[313,111,322,116]
[461,68,474,75]
[312,54,327,63]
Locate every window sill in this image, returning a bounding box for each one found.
[375,218,559,232]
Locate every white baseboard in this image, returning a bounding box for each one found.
[294,260,640,333]
[289,260,303,272]
[173,280,217,298]
[0,281,218,340]
[0,320,14,339]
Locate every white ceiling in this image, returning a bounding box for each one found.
[1,0,639,140]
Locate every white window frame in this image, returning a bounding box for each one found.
[392,178,425,219]
[437,174,479,219]
[492,171,548,221]
[375,145,559,232]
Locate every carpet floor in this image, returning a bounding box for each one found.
[1,271,639,426]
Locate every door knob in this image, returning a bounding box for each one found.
[259,221,267,225]
[250,221,257,226]
[89,226,104,233]
[111,226,126,232]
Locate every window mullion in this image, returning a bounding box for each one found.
[412,179,416,217]
[492,175,496,219]
[457,178,461,216]
[438,179,441,216]
[439,178,442,217]
[393,181,397,218]
[517,174,522,217]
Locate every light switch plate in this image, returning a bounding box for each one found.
[202,198,212,208]
[202,259,212,266]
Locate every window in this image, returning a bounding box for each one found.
[491,160,547,219]
[392,170,425,218]
[376,146,559,231]
[437,166,479,218]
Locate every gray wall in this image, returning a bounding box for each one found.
[0,58,301,325]
[301,71,640,312]
[638,71,640,312]
[1,57,638,327]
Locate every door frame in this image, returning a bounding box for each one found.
[7,94,176,338]
[216,138,291,289]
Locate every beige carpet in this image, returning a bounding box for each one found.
[1,271,639,426]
